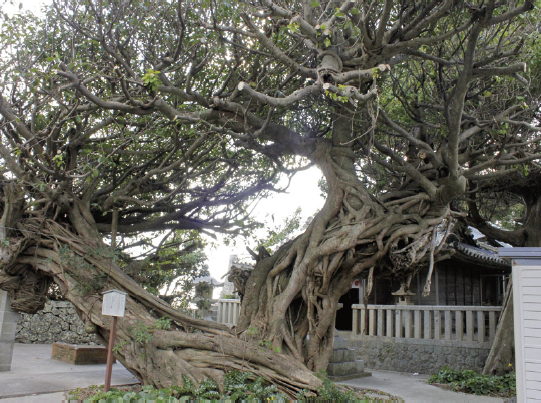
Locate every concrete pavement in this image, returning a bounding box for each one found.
[0,344,138,400]
[0,344,510,402]
[339,369,506,402]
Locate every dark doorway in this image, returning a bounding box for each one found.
[336,288,359,331]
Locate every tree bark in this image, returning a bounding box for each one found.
[483,278,514,375]
[232,129,452,373]
[482,188,541,375]
[0,204,321,397]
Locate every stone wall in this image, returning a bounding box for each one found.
[16,300,100,345]
[351,336,490,374]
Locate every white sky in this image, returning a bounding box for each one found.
[1,0,44,14]
[205,167,323,280]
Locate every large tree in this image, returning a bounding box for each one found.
[1,0,540,396]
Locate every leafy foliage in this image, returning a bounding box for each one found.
[67,371,288,401]
[429,367,516,397]
[252,207,304,252]
[66,369,371,401]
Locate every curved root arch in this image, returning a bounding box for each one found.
[237,160,450,371]
[0,217,321,397]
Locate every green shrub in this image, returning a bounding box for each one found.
[67,369,375,402]
[67,370,286,402]
[296,370,363,401]
[429,366,516,397]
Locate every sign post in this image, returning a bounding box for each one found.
[102,289,127,392]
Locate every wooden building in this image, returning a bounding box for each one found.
[336,241,511,331]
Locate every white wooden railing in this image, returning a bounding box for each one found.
[216,299,241,327]
[351,304,501,345]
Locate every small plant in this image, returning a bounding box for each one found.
[154,317,172,330]
[429,366,516,397]
[194,281,212,297]
[112,340,127,354]
[257,339,282,353]
[195,298,210,310]
[142,69,161,92]
[296,370,358,401]
[130,321,154,343]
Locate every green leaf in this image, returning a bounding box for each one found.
[310,1,320,6]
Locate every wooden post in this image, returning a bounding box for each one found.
[466,310,474,341]
[414,310,421,339]
[424,309,432,339]
[404,310,412,339]
[377,308,383,336]
[368,308,375,336]
[444,310,451,340]
[101,289,126,392]
[386,308,393,337]
[104,316,117,392]
[456,310,463,341]
[352,306,359,336]
[434,310,441,340]
[360,307,366,335]
[477,310,485,343]
[395,309,402,338]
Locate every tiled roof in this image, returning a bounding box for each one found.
[453,242,511,269]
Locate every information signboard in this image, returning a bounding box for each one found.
[102,289,127,317]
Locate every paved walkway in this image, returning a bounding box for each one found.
[340,369,506,403]
[0,344,508,402]
[0,344,138,401]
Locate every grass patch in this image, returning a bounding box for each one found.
[428,366,516,397]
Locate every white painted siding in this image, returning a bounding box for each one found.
[514,264,541,402]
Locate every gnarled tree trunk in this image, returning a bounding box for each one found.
[231,113,453,373]
[0,142,454,394]
[481,185,541,375]
[0,197,321,397]
[483,278,514,375]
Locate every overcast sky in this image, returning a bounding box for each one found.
[205,167,324,281]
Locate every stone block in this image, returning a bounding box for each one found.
[333,337,349,349]
[0,291,8,312]
[0,364,11,372]
[0,353,14,368]
[0,311,19,324]
[53,301,72,309]
[342,348,355,362]
[0,342,14,356]
[327,360,364,377]
[329,349,343,363]
[49,323,62,334]
[51,342,113,365]
[0,323,17,342]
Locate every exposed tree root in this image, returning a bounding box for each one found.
[233,153,450,373]
[0,216,321,398]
